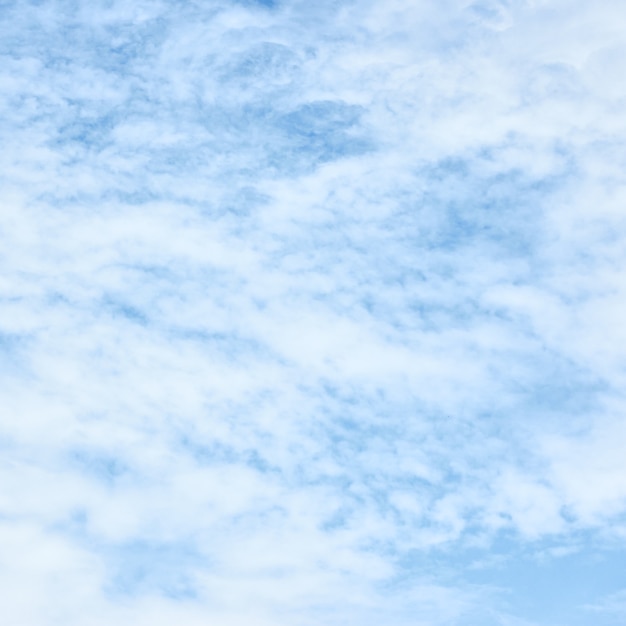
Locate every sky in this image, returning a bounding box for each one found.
[1,0,626,624]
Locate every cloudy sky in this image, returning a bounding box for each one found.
[1,0,626,624]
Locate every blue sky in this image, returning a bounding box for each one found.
[1,0,626,624]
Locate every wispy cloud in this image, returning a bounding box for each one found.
[1,0,625,624]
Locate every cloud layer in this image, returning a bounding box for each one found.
[1,1,626,624]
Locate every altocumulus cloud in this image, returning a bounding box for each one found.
[1,1,626,624]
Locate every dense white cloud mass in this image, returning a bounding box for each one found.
[1,0,626,624]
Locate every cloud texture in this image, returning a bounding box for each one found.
[1,1,626,624]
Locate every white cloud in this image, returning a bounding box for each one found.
[1,0,625,624]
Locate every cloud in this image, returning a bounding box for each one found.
[1,0,625,624]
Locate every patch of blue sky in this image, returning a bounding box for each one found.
[240,0,278,8]
[102,297,150,326]
[406,169,558,257]
[104,540,204,600]
[458,537,626,626]
[0,329,33,380]
[68,447,130,486]
[174,437,285,496]
[223,41,300,87]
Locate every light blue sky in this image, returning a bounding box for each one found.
[1,1,626,624]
